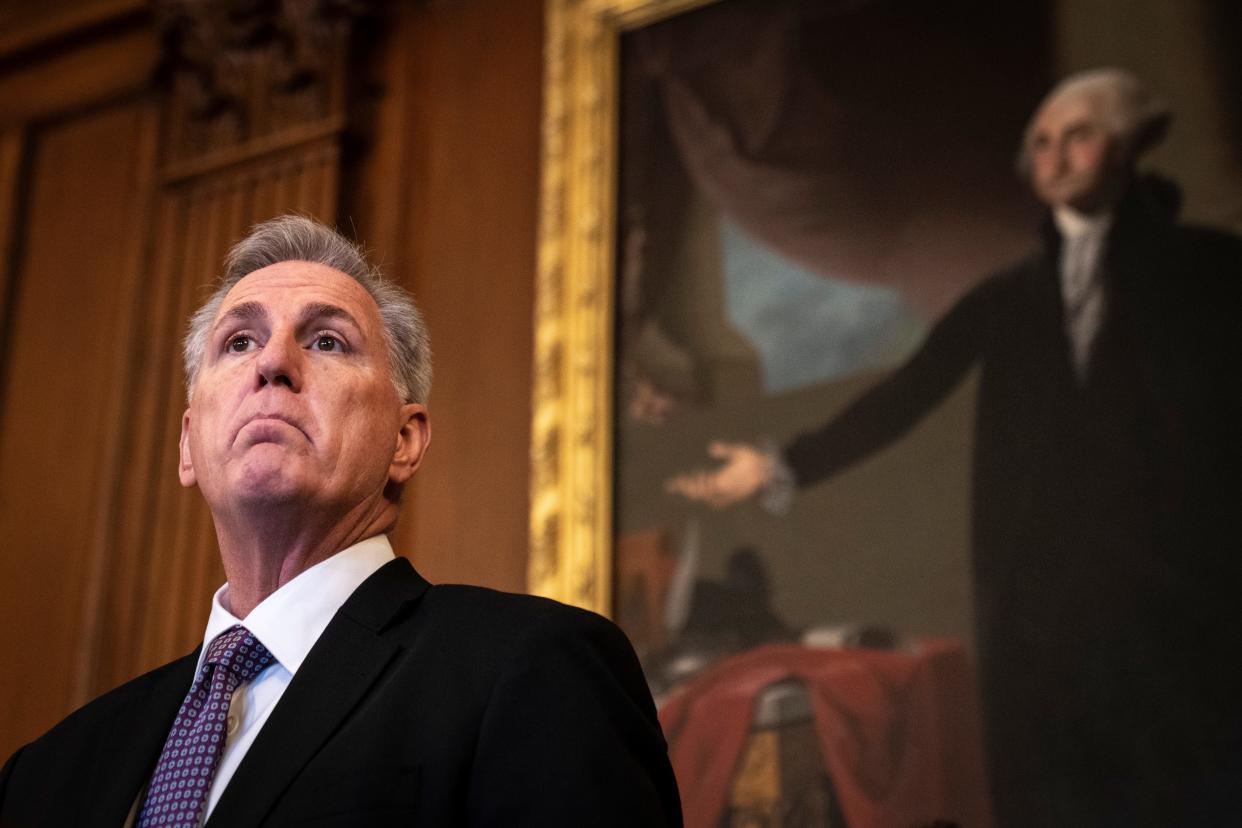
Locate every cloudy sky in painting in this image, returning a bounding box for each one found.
[720,219,927,395]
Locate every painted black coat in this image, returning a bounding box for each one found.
[783,182,1242,824]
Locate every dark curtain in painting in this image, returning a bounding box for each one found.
[623,0,1048,316]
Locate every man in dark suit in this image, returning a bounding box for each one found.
[669,69,1242,825]
[0,216,682,827]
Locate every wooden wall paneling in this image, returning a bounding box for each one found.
[137,176,231,671]
[296,156,315,215]
[252,169,275,229]
[190,491,221,631]
[319,145,342,222]
[92,189,185,695]
[69,100,160,708]
[0,0,147,60]
[0,128,25,370]
[274,159,296,217]
[0,99,159,753]
[0,24,157,130]
[175,178,228,653]
[136,185,210,672]
[340,2,414,272]
[392,0,544,592]
[164,186,214,663]
[376,4,430,566]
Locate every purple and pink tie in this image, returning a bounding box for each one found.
[135,625,275,827]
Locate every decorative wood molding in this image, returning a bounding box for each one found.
[154,0,379,174]
[157,113,346,185]
[529,0,717,615]
[0,0,148,61]
[0,26,159,130]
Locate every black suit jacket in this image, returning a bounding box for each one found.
[0,558,682,826]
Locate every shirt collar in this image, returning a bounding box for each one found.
[197,534,396,677]
[1052,204,1112,240]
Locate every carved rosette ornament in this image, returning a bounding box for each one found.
[530,0,717,614]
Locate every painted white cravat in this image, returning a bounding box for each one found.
[1054,206,1112,383]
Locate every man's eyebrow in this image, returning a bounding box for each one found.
[215,301,267,332]
[298,302,362,331]
[213,301,363,336]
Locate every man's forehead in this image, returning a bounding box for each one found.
[216,261,380,324]
[1034,90,1106,131]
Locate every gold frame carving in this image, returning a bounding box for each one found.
[529,0,718,614]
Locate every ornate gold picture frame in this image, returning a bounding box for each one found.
[529,0,718,614]
[531,1,1242,822]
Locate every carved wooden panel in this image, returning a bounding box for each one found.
[0,100,159,749]
[155,0,369,170]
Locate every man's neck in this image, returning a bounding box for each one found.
[212,496,397,618]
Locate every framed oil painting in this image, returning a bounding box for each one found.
[532,1,1242,825]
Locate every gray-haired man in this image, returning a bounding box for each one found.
[1,216,682,827]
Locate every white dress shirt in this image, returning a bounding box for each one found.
[128,535,395,826]
[1053,205,1112,382]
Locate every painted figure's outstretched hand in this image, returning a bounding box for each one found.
[665,441,773,508]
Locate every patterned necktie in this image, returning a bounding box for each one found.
[135,625,276,828]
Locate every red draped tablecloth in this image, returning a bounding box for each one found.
[658,641,992,828]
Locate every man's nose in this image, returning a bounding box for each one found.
[255,333,303,391]
[1050,138,1071,173]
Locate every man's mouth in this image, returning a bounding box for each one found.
[234,413,309,444]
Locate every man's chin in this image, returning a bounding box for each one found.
[1037,176,1112,214]
[227,463,313,508]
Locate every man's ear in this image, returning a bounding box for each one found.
[178,409,197,488]
[389,403,430,485]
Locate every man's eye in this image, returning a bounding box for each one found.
[1066,124,1096,143]
[227,336,252,353]
[314,335,343,352]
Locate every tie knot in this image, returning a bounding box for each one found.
[205,624,275,682]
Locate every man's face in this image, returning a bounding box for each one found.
[1027,92,1122,213]
[179,261,426,514]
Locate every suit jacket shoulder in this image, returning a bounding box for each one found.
[1,651,198,827]
[345,577,681,826]
[406,581,650,683]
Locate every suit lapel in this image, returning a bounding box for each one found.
[206,558,430,826]
[82,651,200,824]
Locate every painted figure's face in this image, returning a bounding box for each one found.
[1027,92,1122,213]
[179,261,420,514]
